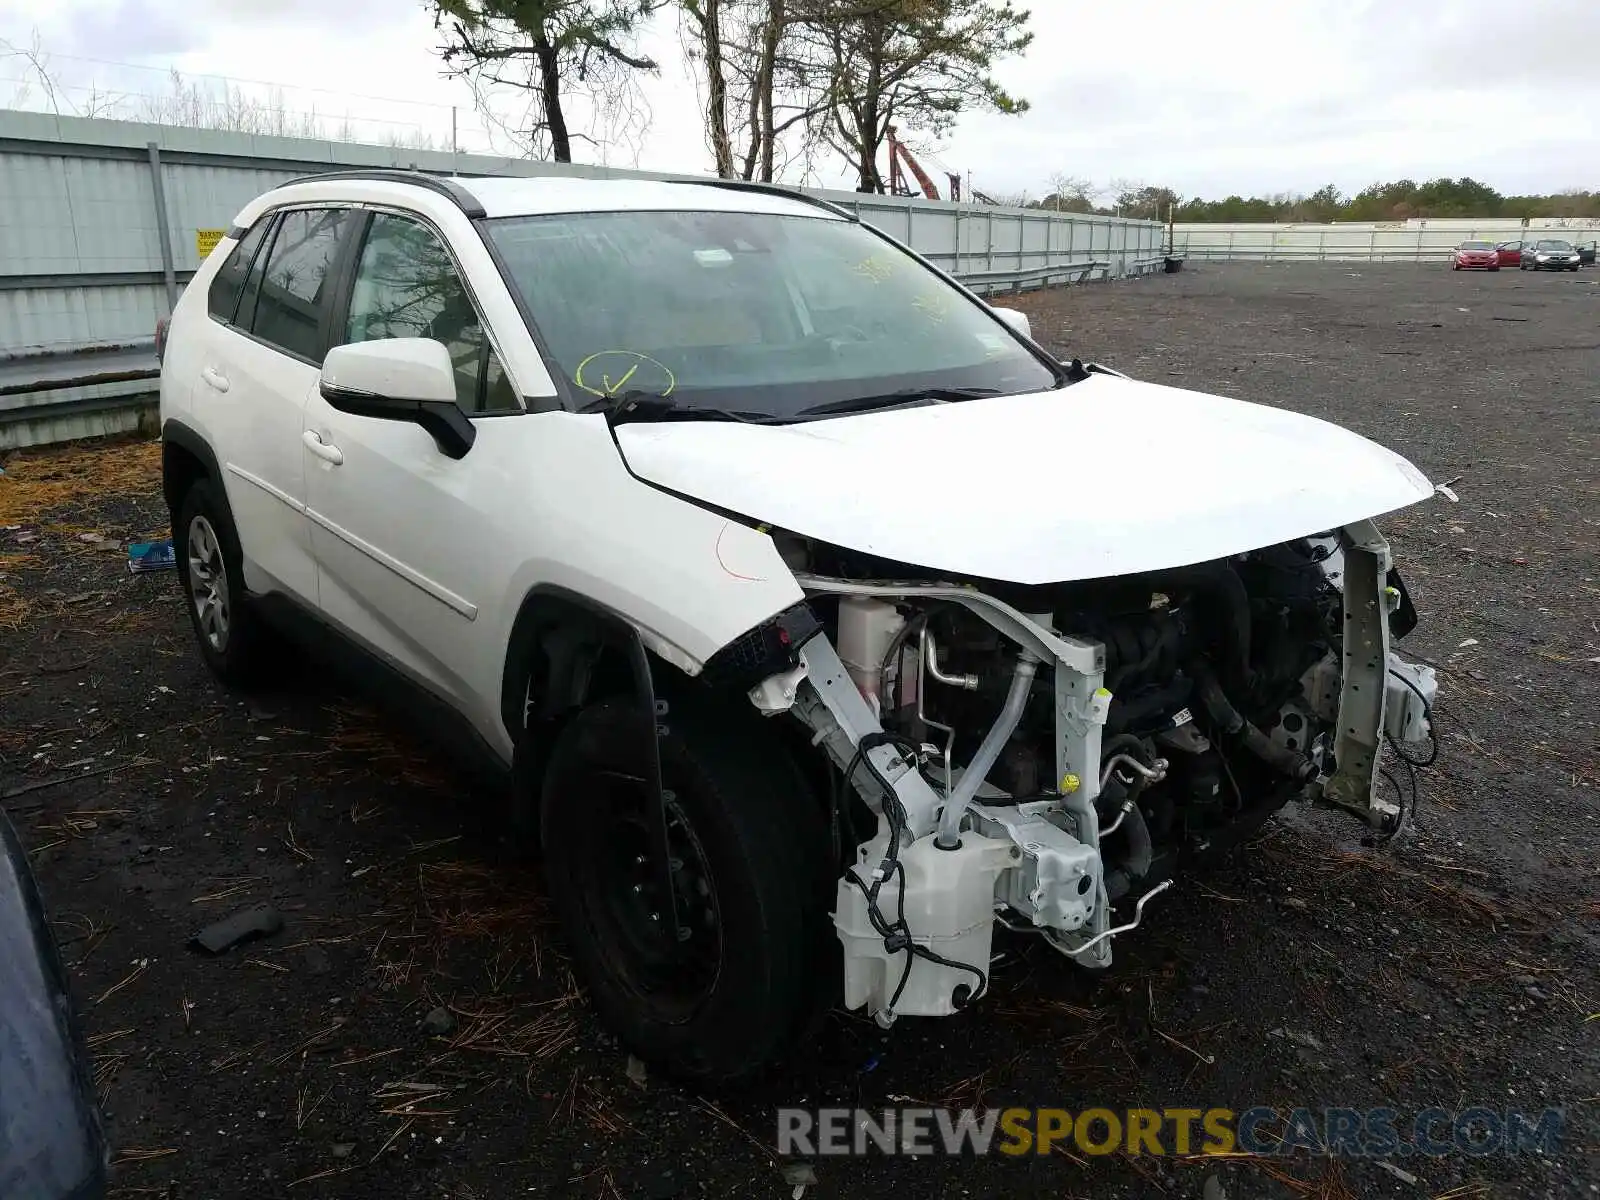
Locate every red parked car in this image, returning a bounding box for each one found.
[1492,240,1524,268]
[1452,241,1500,270]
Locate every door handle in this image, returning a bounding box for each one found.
[200,366,230,393]
[302,430,344,466]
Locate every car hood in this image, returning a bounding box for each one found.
[614,374,1436,585]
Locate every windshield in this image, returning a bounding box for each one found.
[1460,241,1493,250]
[484,209,1059,419]
[1537,240,1573,251]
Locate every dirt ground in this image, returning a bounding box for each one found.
[2,262,1597,1200]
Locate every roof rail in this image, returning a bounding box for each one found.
[275,169,487,219]
[667,177,858,221]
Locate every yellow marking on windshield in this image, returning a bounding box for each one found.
[574,350,676,398]
[606,363,639,394]
[854,255,894,283]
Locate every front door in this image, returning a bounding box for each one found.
[302,210,521,726]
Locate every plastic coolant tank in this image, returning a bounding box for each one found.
[835,598,904,715]
[835,831,1014,1018]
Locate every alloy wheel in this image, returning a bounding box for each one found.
[186,514,230,652]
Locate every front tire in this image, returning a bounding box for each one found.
[539,695,831,1088]
[174,478,273,686]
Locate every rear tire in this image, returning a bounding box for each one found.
[174,478,274,687]
[539,694,831,1088]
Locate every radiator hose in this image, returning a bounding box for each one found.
[1196,668,1316,783]
[1104,802,1152,901]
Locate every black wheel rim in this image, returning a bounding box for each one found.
[575,761,722,1022]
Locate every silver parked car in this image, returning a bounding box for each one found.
[1520,239,1581,271]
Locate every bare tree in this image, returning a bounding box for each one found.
[2,33,65,114]
[790,0,1032,193]
[432,0,661,162]
[1042,172,1097,212]
[679,1,829,181]
[679,0,738,176]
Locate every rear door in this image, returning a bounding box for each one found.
[196,206,358,603]
[302,209,521,718]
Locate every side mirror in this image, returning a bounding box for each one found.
[0,810,109,1199]
[319,338,476,460]
[991,306,1032,340]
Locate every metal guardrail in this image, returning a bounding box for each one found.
[0,341,160,436]
[1127,254,1174,277]
[1178,246,1469,264]
[1174,224,1600,265]
[958,260,1109,295]
[0,340,158,398]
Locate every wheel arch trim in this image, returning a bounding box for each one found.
[161,418,225,516]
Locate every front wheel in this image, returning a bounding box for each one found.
[539,695,831,1088]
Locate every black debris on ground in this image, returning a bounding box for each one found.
[1,263,1596,1199]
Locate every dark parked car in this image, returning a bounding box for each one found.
[1520,239,1581,271]
[1,807,108,1199]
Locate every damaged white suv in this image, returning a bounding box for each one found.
[159,171,1439,1086]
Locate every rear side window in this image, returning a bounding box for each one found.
[207,219,270,323]
[249,208,354,363]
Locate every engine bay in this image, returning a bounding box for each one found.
[765,521,1437,1024]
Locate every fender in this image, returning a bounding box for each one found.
[0,808,109,1200]
[501,585,675,923]
[160,417,225,517]
[499,584,668,742]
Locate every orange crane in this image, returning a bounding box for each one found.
[885,126,962,201]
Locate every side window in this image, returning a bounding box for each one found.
[206,219,270,324]
[249,208,353,362]
[235,214,277,333]
[343,213,517,413]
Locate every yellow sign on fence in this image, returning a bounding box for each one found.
[195,228,227,259]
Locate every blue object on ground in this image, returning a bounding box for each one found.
[127,538,176,574]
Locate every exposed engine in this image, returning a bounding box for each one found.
[766,525,1436,1025]
[901,544,1344,883]
[802,537,1351,896]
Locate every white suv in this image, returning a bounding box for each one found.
[160,170,1439,1086]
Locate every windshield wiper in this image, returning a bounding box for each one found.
[791,386,1000,419]
[576,390,780,426]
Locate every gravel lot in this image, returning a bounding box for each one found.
[2,262,1596,1199]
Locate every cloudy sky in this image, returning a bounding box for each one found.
[1,0,1596,201]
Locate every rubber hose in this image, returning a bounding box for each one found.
[1196,668,1316,782]
[1154,562,1256,698]
[1105,802,1153,901]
